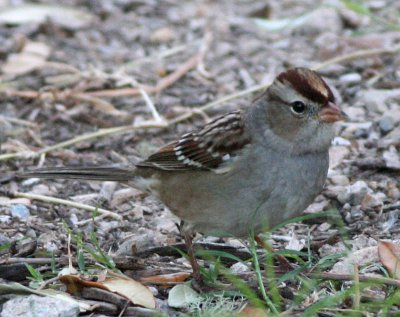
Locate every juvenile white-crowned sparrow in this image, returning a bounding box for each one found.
[22,68,346,283]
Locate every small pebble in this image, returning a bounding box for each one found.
[69,213,79,226]
[10,204,30,220]
[337,181,371,205]
[332,137,351,146]
[318,222,331,231]
[21,178,40,186]
[0,215,11,224]
[230,262,250,274]
[379,116,394,134]
[339,73,362,84]
[150,27,176,43]
[381,210,400,232]
[361,193,384,211]
[1,295,79,317]
[350,206,364,220]
[345,107,365,121]
[148,286,159,296]
[330,175,350,186]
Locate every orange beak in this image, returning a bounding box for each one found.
[318,101,347,123]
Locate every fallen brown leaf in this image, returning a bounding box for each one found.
[140,272,191,287]
[378,240,400,279]
[59,271,155,309]
[2,41,50,76]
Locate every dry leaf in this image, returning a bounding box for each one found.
[2,41,50,76]
[140,272,191,287]
[378,241,400,279]
[0,4,94,30]
[103,275,155,309]
[59,272,155,309]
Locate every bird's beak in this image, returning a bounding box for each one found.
[318,101,348,123]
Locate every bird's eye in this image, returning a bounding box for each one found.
[290,101,307,115]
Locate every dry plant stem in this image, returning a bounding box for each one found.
[0,115,38,128]
[353,264,360,310]
[128,76,163,122]
[43,61,81,73]
[1,258,59,265]
[67,234,77,275]
[13,191,122,220]
[123,43,191,69]
[313,44,400,71]
[75,212,113,226]
[38,276,60,290]
[72,93,125,116]
[308,272,400,288]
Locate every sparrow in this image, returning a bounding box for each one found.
[21,67,346,284]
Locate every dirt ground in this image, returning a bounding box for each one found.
[1,0,400,316]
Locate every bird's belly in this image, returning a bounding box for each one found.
[158,152,328,237]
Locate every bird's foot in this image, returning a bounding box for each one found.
[190,276,216,293]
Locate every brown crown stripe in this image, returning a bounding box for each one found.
[277,68,335,105]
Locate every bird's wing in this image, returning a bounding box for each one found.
[137,110,251,172]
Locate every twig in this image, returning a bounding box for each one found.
[75,212,113,226]
[72,93,127,116]
[118,300,131,317]
[123,42,195,70]
[0,151,37,161]
[13,192,122,220]
[1,257,59,265]
[196,31,213,78]
[42,61,81,73]
[0,121,167,161]
[308,272,400,288]
[124,75,163,122]
[67,234,77,274]
[0,115,38,128]
[38,276,60,290]
[313,44,400,71]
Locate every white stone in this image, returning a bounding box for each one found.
[0,295,79,317]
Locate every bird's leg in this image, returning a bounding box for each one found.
[255,235,295,273]
[183,231,203,284]
[178,221,203,286]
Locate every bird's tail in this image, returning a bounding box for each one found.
[18,166,136,182]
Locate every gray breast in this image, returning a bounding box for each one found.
[157,147,329,238]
